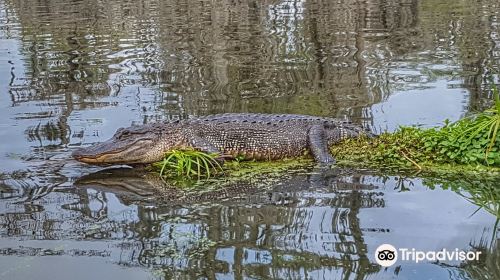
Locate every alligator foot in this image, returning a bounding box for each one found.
[308,125,336,166]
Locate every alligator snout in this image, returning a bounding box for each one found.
[71,147,105,164]
[71,137,155,165]
[72,147,86,159]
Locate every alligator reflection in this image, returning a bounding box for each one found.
[1,168,383,279]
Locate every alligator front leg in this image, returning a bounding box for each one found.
[308,125,336,165]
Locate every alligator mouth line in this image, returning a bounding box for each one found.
[73,147,128,162]
[74,155,108,163]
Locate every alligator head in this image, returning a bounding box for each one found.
[72,123,181,165]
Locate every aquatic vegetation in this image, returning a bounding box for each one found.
[466,78,500,158]
[150,147,311,189]
[331,115,500,171]
[151,149,223,179]
[331,125,500,171]
[333,79,500,170]
[150,149,313,191]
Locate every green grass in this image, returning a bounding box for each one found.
[151,149,223,179]
[331,124,500,171]
[466,77,500,158]
[149,147,313,190]
[331,82,500,172]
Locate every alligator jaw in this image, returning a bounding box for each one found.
[71,137,154,165]
[72,147,123,165]
[72,151,113,164]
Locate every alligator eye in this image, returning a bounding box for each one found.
[116,130,131,139]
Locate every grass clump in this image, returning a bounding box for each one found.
[331,122,500,170]
[150,148,312,188]
[331,81,500,171]
[151,149,223,179]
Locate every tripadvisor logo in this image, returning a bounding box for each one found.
[375,244,398,267]
[375,244,482,267]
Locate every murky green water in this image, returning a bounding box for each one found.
[0,0,499,279]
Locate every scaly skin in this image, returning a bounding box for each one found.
[72,113,373,166]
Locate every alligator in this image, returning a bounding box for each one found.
[72,113,373,166]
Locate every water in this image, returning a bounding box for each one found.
[0,0,499,279]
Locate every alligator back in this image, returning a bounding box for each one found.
[182,113,364,160]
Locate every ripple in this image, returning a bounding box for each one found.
[1,0,500,278]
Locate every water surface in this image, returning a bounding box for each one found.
[0,0,499,279]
